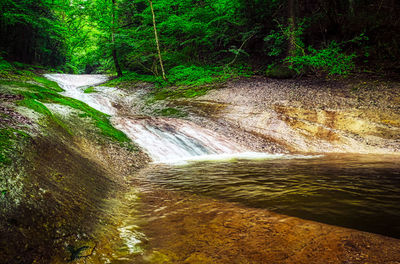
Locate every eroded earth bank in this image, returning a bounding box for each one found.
[1,73,400,263]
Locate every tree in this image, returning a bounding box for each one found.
[0,0,68,67]
[287,0,297,57]
[111,0,123,77]
[149,0,166,80]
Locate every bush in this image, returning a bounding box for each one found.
[0,57,14,75]
[167,65,223,86]
[286,41,356,75]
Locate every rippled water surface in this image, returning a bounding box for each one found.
[142,154,400,238]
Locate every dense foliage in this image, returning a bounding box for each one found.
[1,0,399,78]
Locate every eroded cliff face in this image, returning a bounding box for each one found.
[184,77,400,154]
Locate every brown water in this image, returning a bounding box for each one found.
[140,154,400,238]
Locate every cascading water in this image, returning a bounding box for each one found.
[45,74,303,164]
[112,117,250,163]
[45,74,119,115]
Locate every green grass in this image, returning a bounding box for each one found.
[147,85,216,103]
[83,87,97,93]
[0,79,130,142]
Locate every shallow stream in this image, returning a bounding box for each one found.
[141,154,400,238]
[44,74,400,261]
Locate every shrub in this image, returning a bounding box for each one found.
[0,57,14,75]
[167,65,223,86]
[286,41,356,75]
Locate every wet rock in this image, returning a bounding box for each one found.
[193,77,400,154]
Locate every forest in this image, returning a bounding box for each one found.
[2,1,400,263]
[1,0,400,84]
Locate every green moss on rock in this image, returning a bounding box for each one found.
[0,79,129,142]
[0,128,29,165]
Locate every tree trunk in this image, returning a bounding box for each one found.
[287,0,296,57]
[111,0,123,77]
[348,0,354,16]
[149,0,166,80]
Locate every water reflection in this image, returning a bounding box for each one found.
[141,154,400,238]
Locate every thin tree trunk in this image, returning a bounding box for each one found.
[149,0,166,80]
[287,0,296,57]
[111,0,122,77]
[348,0,354,16]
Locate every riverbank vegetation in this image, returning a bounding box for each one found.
[0,70,130,143]
[1,0,400,84]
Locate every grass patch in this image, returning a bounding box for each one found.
[0,67,63,92]
[83,87,97,93]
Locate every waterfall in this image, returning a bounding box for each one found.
[112,117,247,163]
[45,74,314,164]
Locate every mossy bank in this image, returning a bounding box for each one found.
[0,71,149,263]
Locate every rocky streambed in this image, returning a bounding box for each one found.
[1,73,400,263]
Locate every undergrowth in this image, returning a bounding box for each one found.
[105,64,252,102]
[105,65,252,87]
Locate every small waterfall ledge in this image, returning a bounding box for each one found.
[45,74,318,164]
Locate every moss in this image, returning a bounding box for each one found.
[18,98,52,116]
[18,98,73,135]
[147,85,217,103]
[31,75,63,92]
[0,128,29,165]
[83,87,97,93]
[0,79,129,142]
[0,69,63,92]
[147,250,174,263]
[95,120,129,142]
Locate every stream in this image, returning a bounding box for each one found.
[44,74,400,260]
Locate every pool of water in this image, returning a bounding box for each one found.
[142,154,400,238]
